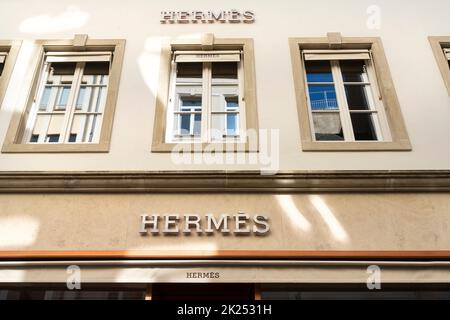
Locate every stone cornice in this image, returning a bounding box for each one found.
[0,170,449,193]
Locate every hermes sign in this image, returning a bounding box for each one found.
[160,10,255,24]
[139,213,269,236]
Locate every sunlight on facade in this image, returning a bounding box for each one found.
[138,37,169,93]
[0,41,35,114]
[309,195,349,243]
[138,34,203,94]
[19,6,89,33]
[0,270,26,283]
[275,195,312,232]
[0,215,40,248]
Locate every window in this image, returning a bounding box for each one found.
[290,35,411,151]
[152,36,258,152]
[2,37,125,153]
[25,54,110,144]
[304,51,385,142]
[0,41,21,110]
[429,37,450,99]
[166,52,245,143]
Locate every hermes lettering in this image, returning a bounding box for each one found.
[139,213,269,236]
[160,10,255,24]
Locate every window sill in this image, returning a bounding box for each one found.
[301,140,412,152]
[151,142,259,153]
[1,142,110,153]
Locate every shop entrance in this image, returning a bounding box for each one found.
[151,284,256,300]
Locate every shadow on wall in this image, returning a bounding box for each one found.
[0,193,354,284]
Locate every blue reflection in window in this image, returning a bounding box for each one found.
[308,85,338,110]
[227,114,237,135]
[180,114,190,135]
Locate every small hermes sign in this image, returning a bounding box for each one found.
[160,10,255,24]
[139,213,269,236]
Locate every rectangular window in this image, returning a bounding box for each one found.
[25,52,111,144]
[303,50,385,142]
[290,36,411,151]
[165,51,245,143]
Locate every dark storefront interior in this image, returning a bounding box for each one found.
[1,283,450,300]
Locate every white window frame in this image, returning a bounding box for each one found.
[165,50,246,144]
[23,51,112,145]
[302,49,391,142]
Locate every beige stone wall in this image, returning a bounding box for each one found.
[0,193,449,252]
[0,0,449,171]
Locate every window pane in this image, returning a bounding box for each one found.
[55,86,71,109]
[227,113,238,135]
[344,85,373,110]
[340,60,369,82]
[70,114,102,143]
[180,114,191,135]
[226,97,239,110]
[350,113,378,140]
[181,97,202,108]
[177,62,202,79]
[212,62,238,80]
[312,113,344,141]
[68,134,77,143]
[176,96,201,137]
[78,62,109,113]
[175,62,203,138]
[0,62,4,77]
[29,134,39,143]
[51,62,76,76]
[305,60,333,83]
[308,85,338,110]
[194,114,201,136]
[42,62,76,112]
[45,134,60,143]
[39,86,52,111]
[76,87,87,110]
[84,62,110,76]
[176,114,202,137]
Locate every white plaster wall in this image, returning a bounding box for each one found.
[0,0,449,171]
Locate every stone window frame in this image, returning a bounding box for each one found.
[151,34,258,152]
[289,33,411,151]
[2,36,125,153]
[0,40,21,110]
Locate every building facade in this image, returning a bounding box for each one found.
[1,0,450,299]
